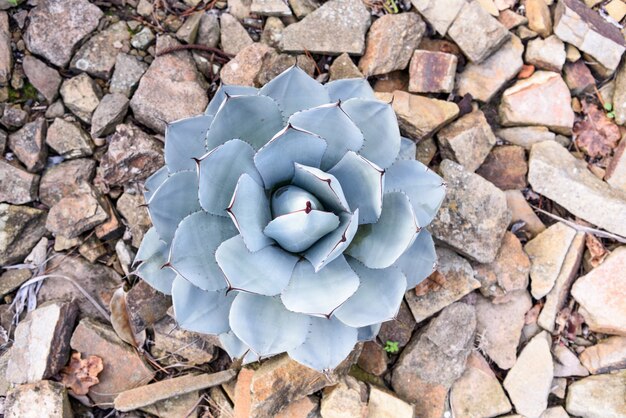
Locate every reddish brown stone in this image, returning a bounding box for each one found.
[357,341,388,376]
[275,396,318,418]
[0,159,39,204]
[378,299,415,348]
[408,50,457,94]
[46,186,109,238]
[233,368,255,418]
[94,196,124,241]
[476,145,528,190]
[7,118,47,172]
[373,71,409,93]
[564,60,596,95]
[497,9,528,29]
[126,280,172,335]
[39,159,96,207]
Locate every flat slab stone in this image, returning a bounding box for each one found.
[580,336,626,374]
[409,50,457,94]
[0,159,39,204]
[109,53,148,97]
[496,126,556,149]
[70,21,130,79]
[368,387,414,418]
[22,55,61,103]
[39,158,96,207]
[46,118,94,160]
[251,0,292,16]
[565,371,626,418]
[0,203,47,265]
[219,13,253,56]
[281,0,371,55]
[59,73,102,124]
[410,0,464,36]
[5,380,72,418]
[528,140,626,237]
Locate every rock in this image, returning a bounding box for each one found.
[46,118,94,159]
[7,118,47,172]
[498,9,528,29]
[176,12,203,44]
[526,0,552,37]
[109,53,148,97]
[541,406,570,418]
[288,0,320,18]
[233,367,254,417]
[5,380,72,418]
[472,232,530,299]
[367,387,414,418]
[476,145,528,190]
[329,53,363,80]
[256,52,316,86]
[219,13,253,56]
[613,61,626,125]
[503,331,553,418]
[260,16,284,48]
[405,248,480,322]
[408,50,457,94]
[90,93,129,138]
[251,0,292,15]
[606,0,626,20]
[116,191,150,247]
[410,0,465,36]
[0,203,47,265]
[281,0,371,55]
[0,11,9,86]
[228,0,252,20]
[46,186,108,238]
[59,73,102,124]
[378,299,415,349]
[197,13,220,48]
[475,291,532,369]
[114,370,236,412]
[552,344,589,377]
[220,43,273,86]
[78,234,106,262]
[496,126,556,149]
[7,301,77,384]
[0,159,39,204]
[525,35,566,72]
[606,132,626,192]
[22,55,61,103]
[448,0,510,63]
[126,280,171,334]
[580,336,626,374]
[70,21,130,79]
[96,123,164,188]
[0,268,31,297]
[0,128,5,154]
[45,101,65,119]
[71,318,154,404]
[276,396,318,418]
[358,13,425,77]
[571,246,626,335]
[537,229,585,332]
[0,106,27,130]
[375,90,459,140]
[357,341,387,376]
[499,71,574,134]
[564,59,595,95]
[23,0,103,67]
[392,303,476,414]
[130,27,155,50]
[529,140,626,236]
[437,110,496,172]
[319,376,367,418]
[554,0,626,72]
[565,371,626,418]
[374,71,409,93]
[141,391,202,417]
[151,316,217,366]
[430,159,511,263]
[450,352,512,418]
[130,36,208,134]
[39,158,96,207]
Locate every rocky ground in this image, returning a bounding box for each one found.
[0,0,625,417]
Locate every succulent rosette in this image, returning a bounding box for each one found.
[134,66,445,371]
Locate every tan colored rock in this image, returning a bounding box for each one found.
[410,0,464,36]
[0,160,39,205]
[39,158,96,207]
[220,43,274,86]
[367,387,414,418]
[496,126,556,149]
[606,0,626,21]
[606,133,626,192]
[499,71,574,134]
[408,50,457,93]
[7,118,47,172]
[526,0,552,37]
[565,371,626,418]
[59,73,102,124]
[320,376,367,418]
[5,380,72,418]
[525,35,566,72]
[498,9,528,29]
[46,118,94,160]
[46,187,108,238]
[329,53,363,81]
[275,396,318,418]
[251,0,292,16]
[552,344,589,377]
[580,336,626,374]
[541,406,570,418]
[219,13,253,56]
[571,246,626,335]
[505,190,546,237]
[476,145,528,190]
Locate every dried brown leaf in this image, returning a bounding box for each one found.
[59,352,104,396]
[110,286,146,348]
[573,101,621,158]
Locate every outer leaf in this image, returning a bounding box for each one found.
[205,85,258,116]
[254,126,327,190]
[263,210,340,253]
[328,151,384,224]
[172,275,235,334]
[169,211,238,291]
[304,210,359,272]
[216,235,298,295]
[134,227,164,263]
[206,95,284,151]
[397,137,417,161]
[281,256,359,316]
[219,330,250,360]
[198,139,263,217]
[341,99,401,169]
[288,316,358,371]
[259,66,331,119]
[325,78,376,101]
[227,174,273,252]
[165,115,212,172]
[288,103,364,170]
[148,171,202,242]
[144,166,168,203]
[357,323,381,342]
[393,229,437,289]
[384,160,446,227]
[346,192,419,269]
[334,257,406,327]
[292,163,350,213]
[135,256,175,295]
[229,293,310,356]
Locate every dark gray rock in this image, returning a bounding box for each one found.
[0,203,47,265]
[70,21,131,79]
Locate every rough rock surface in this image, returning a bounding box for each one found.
[45,187,108,238]
[46,118,94,159]
[59,73,102,124]
[7,118,47,172]
[109,53,148,97]
[408,50,457,94]
[220,43,273,86]
[565,371,626,418]
[525,35,566,72]
[5,380,72,418]
[219,13,253,56]
[410,0,465,36]
[39,158,96,207]
[69,21,130,79]
[0,203,47,265]
[0,160,39,204]
[22,55,61,103]
[580,336,626,374]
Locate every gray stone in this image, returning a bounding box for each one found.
[0,268,31,297]
[552,344,589,377]
[430,159,511,263]
[176,12,203,44]
[405,247,480,323]
[46,118,94,159]
[151,316,217,366]
[22,55,61,103]
[329,52,363,81]
[5,380,72,418]
[554,0,626,72]
[228,0,252,20]
[70,21,130,79]
[525,35,566,72]
[410,0,464,36]
[197,13,220,48]
[7,301,77,384]
[607,132,626,192]
[251,0,292,16]
[126,279,171,334]
[23,0,103,67]
[255,51,316,86]
[281,0,371,55]
[59,73,102,124]
[1,105,27,130]
[0,203,47,265]
[528,140,626,237]
[44,101,65,119]
[116,191,150,247]
[0,159,39,204]
[288,0,320,18]
[496,126,556,149]
[7,118,47,172]
[130,26,155,50]
[39,158,96,207]
[46,186,108,238]
[261,17,284,48]
[130,36,208,134]
[580,336,626,374]
[565,371,626,418]
[0,128,5,154]
[448,0,510,63]
[0,11,10,86]
[90,93,129,137]
[109,53,148,97]
[220,13,253,56]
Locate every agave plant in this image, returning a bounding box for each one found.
[134,66,445,371]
